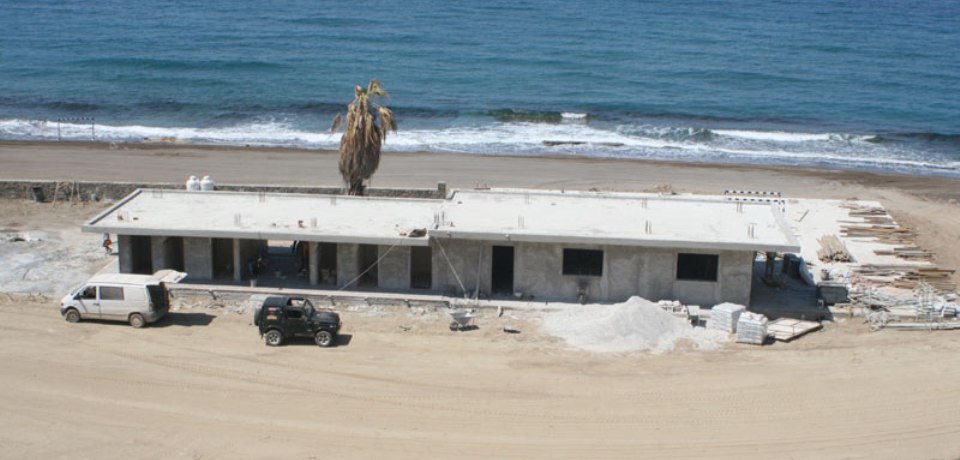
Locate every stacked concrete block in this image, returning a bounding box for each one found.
[736,312,768,345]
[708,302,746,333]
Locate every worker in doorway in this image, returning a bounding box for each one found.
[102,233,112,254]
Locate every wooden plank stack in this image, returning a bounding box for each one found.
[892,267,956,292]
[857,264,956,292]
[817,234,854,262]
[873,246,935,261]
[767,318,823,341]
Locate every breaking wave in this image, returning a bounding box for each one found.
[1,117,957,176]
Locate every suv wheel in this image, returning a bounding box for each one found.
[64,309,81,323]
[314,330,334,347]
[129,313,146,328]
[264,329,283,347]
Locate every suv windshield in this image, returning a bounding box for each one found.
[303,304,315,318]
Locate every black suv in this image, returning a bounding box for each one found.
[254,296,341,347]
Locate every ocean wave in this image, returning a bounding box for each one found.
[0,117,955,176]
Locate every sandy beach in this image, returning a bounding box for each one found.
[3,140,960,282]
[2,141,960,459]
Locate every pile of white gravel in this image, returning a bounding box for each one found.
[0,229,107,295]
[542,296,729,353]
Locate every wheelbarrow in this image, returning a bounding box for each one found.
[447,310,474,331]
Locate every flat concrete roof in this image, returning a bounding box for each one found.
[84,188,800,253]
[435,189,800,253]
[84,189,440,246]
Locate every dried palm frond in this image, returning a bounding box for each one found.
[330,80,398,195]
[330,113,342,133]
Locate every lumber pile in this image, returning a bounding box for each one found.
[873,246,935,261]
[857,264,956,292]
[892,267,956,292]
[840,224,915,244]
[817,234,854,262]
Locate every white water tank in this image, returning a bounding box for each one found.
[185,176,200,191]
[200,175,215,191]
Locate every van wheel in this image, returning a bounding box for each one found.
[264,330,283,347]
[64,309,81,323]
[315,330,334,348]
[129,313,146,328]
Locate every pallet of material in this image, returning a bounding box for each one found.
[766,318,823,341]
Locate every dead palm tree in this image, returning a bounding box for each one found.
[330,80,397,195]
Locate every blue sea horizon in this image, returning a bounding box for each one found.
[1,0,958,176]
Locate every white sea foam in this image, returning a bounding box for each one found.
[713,129,832,142]
[0,118,953,175]
[561,112,588,119]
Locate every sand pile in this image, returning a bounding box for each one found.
[542,296,728,353]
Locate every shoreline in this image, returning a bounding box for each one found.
[2,139,959,189]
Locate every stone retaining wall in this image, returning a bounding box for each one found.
[0,180,446,202]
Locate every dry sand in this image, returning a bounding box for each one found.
[2,141,960,459]
[1,300,959,460]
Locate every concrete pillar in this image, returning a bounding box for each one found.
[183,237,214,280]
[232,239,242,281]
[378,245,410,290]
[337,244,359,289]
[309,241,320,285]
[118,234,134,273]
[151,236,168,272]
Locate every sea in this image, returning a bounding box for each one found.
[1,0,958,176]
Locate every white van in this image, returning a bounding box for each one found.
[60,270,187,328]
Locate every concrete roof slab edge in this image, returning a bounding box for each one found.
[429,230,800,253]
[81,225,430,246]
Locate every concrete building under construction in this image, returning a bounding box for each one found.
[83,187,800,306]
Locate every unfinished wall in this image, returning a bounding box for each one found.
[336,243,359,289]
[118,234,134,273]
[151,236,184,272]
[431,238,487,297]
[0,180,444,202]
[430,239,755,306]
[183,237,213,280]
[719,250,754,306]
[378,245,411,290]
[671,249,754,307]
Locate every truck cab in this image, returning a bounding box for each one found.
[254,296,341,347]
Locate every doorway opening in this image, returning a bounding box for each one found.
[491,245,514,295]
[410,246,432,289]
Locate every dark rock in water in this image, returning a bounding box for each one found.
[543,140,586,147]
